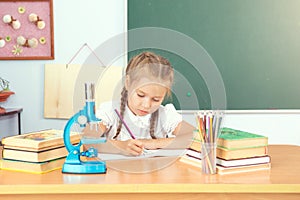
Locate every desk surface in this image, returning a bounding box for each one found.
[0,145,300,196]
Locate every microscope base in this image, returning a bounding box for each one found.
[62,160,107,174]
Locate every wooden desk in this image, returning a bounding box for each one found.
[0,145,299,200]
[0,108,23,135]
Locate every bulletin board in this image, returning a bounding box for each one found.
[0,0,54,60]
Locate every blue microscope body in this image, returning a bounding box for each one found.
[62,83,106,174]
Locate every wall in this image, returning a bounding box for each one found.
[1,0,299,146]
[0,0,126,136]
[182,111,300,146]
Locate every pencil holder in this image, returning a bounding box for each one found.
[194,110,224,175]
[201,142,217,174]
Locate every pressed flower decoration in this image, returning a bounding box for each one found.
[0,38,5,48]
[12,45,23,56]
[0,1,53,59]
[16,36,38,48]
[39,37,46,44]
[29,13,45,30]
[18,6,26,14]
[5,36,11,42]
[2,14,21,29]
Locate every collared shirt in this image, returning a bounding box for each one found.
[96,101,182,140]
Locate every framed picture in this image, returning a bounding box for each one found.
[0,0,54,60]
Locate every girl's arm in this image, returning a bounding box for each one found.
[109,139,144,156]
[139,121,193,150]
[139,137,175,149]
[137,122,185,149]
[94,123,179,155]
[101,121,184,154]
[86,121,194,155]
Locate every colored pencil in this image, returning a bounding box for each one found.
[195,110,224,174]
[114,109,136,139]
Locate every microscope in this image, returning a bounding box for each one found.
[62,83,106,174]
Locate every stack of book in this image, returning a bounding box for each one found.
[180,127,271,175]
[0,129,81,174]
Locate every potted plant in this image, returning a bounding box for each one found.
[0,77,15,102]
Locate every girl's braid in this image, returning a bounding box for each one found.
[149,110,158,139]
[114,51,173,139]
[113,87,128,139]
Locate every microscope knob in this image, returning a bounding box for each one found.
[77,115,87,125]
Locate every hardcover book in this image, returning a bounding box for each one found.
[218,127,268,149]
[188,139,201,152]
[0,158,65,174]
[0,145,3,159]
[217,146,268,160]
[193,127,268,150]
[217,163,271,175]
[180,127,271,175]
[186,143,268,159]
[184,148,271,167]
[180,153,271,175]
[2,146,68,163]
[1,129,82,151]
[180,154,201,168]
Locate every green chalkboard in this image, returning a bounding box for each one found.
[128,0,300,110]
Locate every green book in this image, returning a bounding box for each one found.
[217,127,268,150]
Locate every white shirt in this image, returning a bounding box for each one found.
[96,101,182,140]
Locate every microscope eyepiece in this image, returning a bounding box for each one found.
[85,82,95,101]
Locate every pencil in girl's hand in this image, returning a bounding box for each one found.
[114,109,136,139]
[114,109,149,155]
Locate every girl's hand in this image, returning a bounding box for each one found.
[125,139,145,156]
[113,139,145,156]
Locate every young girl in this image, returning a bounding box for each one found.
[96,51,182,156]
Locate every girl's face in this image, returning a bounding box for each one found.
[126,79,167,116]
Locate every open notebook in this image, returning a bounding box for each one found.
[98,149,186,161]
